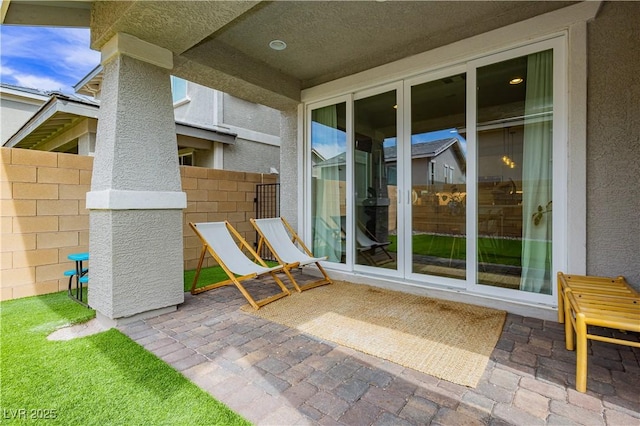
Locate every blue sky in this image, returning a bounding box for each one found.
[0,26,100,93]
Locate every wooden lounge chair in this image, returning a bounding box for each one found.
[334,215,394,266]
[251,217,332,292]
[189,221,290,310]
[354,225,394,266]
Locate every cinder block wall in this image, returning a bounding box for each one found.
[181,166,277,270]
[1,147,276,301]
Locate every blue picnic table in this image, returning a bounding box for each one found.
[65,252,89,307]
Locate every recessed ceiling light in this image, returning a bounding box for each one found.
[509,77,524,85]
[269,40,287,51]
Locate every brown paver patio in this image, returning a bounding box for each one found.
[119,274,640,425]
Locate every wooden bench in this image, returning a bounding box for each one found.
[558,272,639,392]
[557,272,636,323]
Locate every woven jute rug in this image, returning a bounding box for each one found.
[243,281,506,388]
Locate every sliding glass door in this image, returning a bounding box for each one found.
[406,71,467,281]
[353,87,400,272]
[306,37,564,305]
[310,101,347,264]
[474,49,555,296]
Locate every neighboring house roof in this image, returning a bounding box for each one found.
[311,148,326,163]
[384,138,461,161]
[0,83,51,101]
[73,65,103,97]
[314,151,346,168]
[3,91,99,150]
[314,137,466,169]
[3,85,237,150]
[174,120,237,145]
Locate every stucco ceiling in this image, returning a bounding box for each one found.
[3,0,578,109]
[205,1,575,88]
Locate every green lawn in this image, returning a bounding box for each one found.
[0,292,249,426]
[388,234,525,266]
[184,265,230,292]
[184,262,279,292]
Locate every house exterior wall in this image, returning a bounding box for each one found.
[173,80,216,127]
[171,81,282,174]
[222,137,280,174]
[0,97,45,144]
[0,147,276,301]
[586,1,640,289]
[222,93,281,136]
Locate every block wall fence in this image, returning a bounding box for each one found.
[0,147,276,301]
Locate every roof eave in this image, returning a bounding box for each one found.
[4,96,99,148]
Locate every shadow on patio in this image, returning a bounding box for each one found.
[119,273,640,425]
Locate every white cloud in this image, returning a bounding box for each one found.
[13,74,66,92]
[0,26,99,93]
[0,64,17,77]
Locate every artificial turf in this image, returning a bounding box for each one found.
[184,262,279,292]
[0,292,249,426]
[387,234,525,266]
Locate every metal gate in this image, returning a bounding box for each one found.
[254,183,280,260]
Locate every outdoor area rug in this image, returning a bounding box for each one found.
[243,281,506,388]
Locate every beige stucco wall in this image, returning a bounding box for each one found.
[586,1,640,290]
[1,147,276,300]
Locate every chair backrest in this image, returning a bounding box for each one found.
[193,222,269,276]
[333,215,380,249]
[253,218,315,264]
[355,226,380,248]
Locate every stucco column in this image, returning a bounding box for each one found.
[86,33,186,326]
[279,106,301,231]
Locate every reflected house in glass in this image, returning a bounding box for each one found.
[384,136,466,193]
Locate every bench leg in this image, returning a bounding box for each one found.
[564,294,575,351]
[575,313,588,392]
[557,280,565,323]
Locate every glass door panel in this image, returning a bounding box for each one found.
[310,102,347,264]
[409,74,467,279]
[476,50,553,295]
[353,90,397,270]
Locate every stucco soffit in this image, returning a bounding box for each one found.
[301,1,602,103]
[2,1,90,26]
[90,0,261,54]
[175,39,301,110]
[1,1,10,23]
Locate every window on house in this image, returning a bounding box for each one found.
[429,161,436,185]
[178,149,194,166]
[171,76,188,104]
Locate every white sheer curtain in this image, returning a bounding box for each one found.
[520,50,553,294]
[312,105,343,262]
